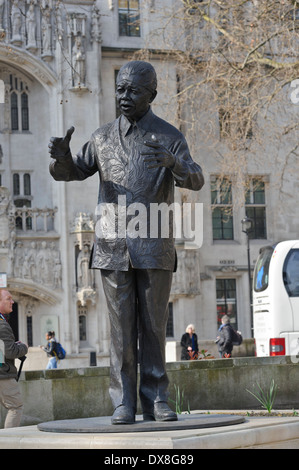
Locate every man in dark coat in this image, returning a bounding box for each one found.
[0,290,28,428]
[49,60,204,424]
[217,315,234,357]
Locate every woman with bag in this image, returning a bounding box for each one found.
[180,324,199,360]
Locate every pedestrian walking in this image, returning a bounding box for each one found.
[40,331,58,369]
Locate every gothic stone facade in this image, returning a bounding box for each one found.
[0,0,203,367]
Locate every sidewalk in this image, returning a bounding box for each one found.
[1,412,299,449]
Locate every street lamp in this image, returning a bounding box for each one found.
[241,217,254,337]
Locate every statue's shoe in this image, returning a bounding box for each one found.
[143,402,178,422]
[111,405,135,425]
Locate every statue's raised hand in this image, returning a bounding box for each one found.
[48,126,75,160]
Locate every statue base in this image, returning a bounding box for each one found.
[37,413,245,434]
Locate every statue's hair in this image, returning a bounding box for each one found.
[117,61,157,91]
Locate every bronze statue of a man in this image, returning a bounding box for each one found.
[49,61,204,424]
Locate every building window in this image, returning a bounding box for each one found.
[26,316,33,347]
[24,173,31,196]
[245,178,267,239]
[211,177,233,240]
[118,0,140,37]
[9,74,29,131]
[166,302,174,337]
[219,107,253,141]
[13,172,32,203]
[21,93,29,131]
[78,305,87,342]
[79,315,87,341]
[218,108,231,140]
[11,92,19,130]
[13,172,32,230]
[13,173,20,196]
[216,278,237,329]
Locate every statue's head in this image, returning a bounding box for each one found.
[116,60,157,121]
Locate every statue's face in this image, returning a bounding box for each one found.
[116,70,156,122]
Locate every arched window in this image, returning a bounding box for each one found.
[24,173,31,196]
[13,173,20,195]
[11,92,19,130]
[21,92,29,131]
[79,315,87,341]
[26,316,33,347]
[13,172,32,230]
[78,304,88,344]
[9,74,30,132]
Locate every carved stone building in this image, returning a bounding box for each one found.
[0,1,297,366]
[0,0,204,367]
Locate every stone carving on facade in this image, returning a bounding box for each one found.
[68,12,87,90]
[72,32,85,87]
[70,211,94,248]
[21,295,37,317]
[0,188,62,290]
[12,292,37,316]
[77,244,93,289]
[26,2,37,52]
[0,189,19,278]
[14,241,23,278]
[14,240,62,289]
[76,283,96,307]
[91,4,101,43]
[55,1,63,41]
[71,212,96,306]
[0,0,5,32]
[0,187,15,249]
[11,0,23,46]
[0,0,101,82]
[41,4,53,60]
[0,80,10,132]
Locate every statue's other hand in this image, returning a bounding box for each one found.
[142,140,176,170]
[48,126,75,160]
